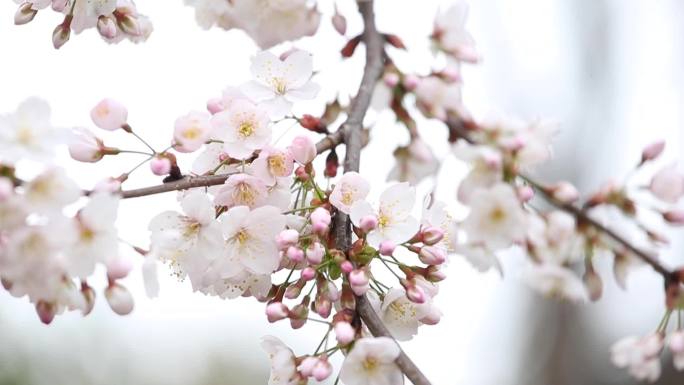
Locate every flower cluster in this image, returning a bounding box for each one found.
[13,0,151,48]
[184,0,321,49]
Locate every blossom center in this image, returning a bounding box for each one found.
[233,182,256,206]
[362,357,379,372]
[238,121,255,138]
[378,212,390,228]
[236,229,250,244]
[271,78,288,95]
[341,190,355,206]
[16,125,34,145]
[268,154,287,176]
[182,126,202,140]
[489,206,506,223]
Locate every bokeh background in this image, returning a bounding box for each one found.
[0,0,683,384]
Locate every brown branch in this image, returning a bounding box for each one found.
[120,131,344,199]
[331,1,432,385]
[446,118,677,282]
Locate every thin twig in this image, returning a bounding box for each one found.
[446,118,677,282]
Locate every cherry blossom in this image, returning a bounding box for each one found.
[330,171,370,214]
[174,111,213,153]
[523,264,588,303]
[339,337,403,385]
[462,183,527,249]
[241,50,320,118]
[260,336,302,385]
[251,146,295,186]
[0,98,60,164]
[611,334,663,383]
[650,164,684,203]
[414,76,462,120]
[210,99,271,159]
[433,2,479,62]
[370,288,431,341]
[350,182,420,248]
[214,173,268,209]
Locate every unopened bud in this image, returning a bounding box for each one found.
[301,267,316,281]
[420,306,442,325]
[0,177,14,201]
[105,283,134,315]
[324,149,339,178]
[150,156,172,176]
[403,74,420,90]
[106,257,133,281]
[276,229,300,250]
[641,140,666,164]
[265,302,289,322]
[305,242,325,265]
[117,13,140,36]
[332,6,347,36]
[664,210,684,226]
[550,181,579,204]
[359,215,378,232]
[36,301,56,325]
[97,15,117,39]
[314,298,332,318]
[379,241,396,256]
[14,3,37,25]
[418,246,447,265]
[421,226,444,246]
[340,260,354,274]
[312,357,333,381]
[334,321,355,345]
[286,246,304,263]
[401,279,426,304]
[81,284,96,316]
[52,22,71,49]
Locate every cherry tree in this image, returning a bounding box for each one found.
[3,0,684,384]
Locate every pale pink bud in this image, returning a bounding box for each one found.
[426,265,446,282]
[483,151,503,170]
[150,156,171,176]
[0,177,14,201]
[651,165,684,203]
[383,72,400,87]
[52,22,70,49]
[441,66,461,82]
[340,260,354,273]
[284,284,302,299]
[402,280,426,304]
[14,3,37,25]
[286,246,304,263]
[332,8,347,36]
[311,207,331,235]
[81,284,96,316]
[52,0,68,12]
[379,241,396,256]
[348,269,369,287]
[670,331,684,353]
[314,298,332,318]
[36,301,56,325]
[94,177,122,193]
[265,302,289,322]
[105,283,134,315]
[117,13,140,36]
[421,226,444,246]
[551,181,579,204]
[664,210,684,225]
[206,98,224,114]
[312,358,333,381]
[69,128,105,163]
[290,136,317,165]
[641,140,666,163]
[334,321,355,345]
[298,356,318,377]
[301,267,316,281]
[97,16,117,39]
[91,98,128,131]
[583,268,603,302]
[359,215,378,232]
[276,229,300,250]
[403,74,420,90]
[517,185,535,202]
[306,242,325,265]
[418,246,447,265]
[106,257,133,281]
[420,306,442,325]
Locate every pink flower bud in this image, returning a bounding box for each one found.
[664,210,684,225]
[97,16,117,39]
[379,241,396,256]
[285,284,302,299]
[383,72,400,87]
[311,207,331,235]
[426,265,447,282]
[340,260,354,274]
[403,74,420,90]
[334,321,355,345]
[52,0,68,12]
[517,185,535,202]
[91,98,128,131]
[286,246,304,262]
[441,66,461,82]
[0,177,14,201]
[359,215,378,232]
[35,301,56,325]
[52,22,70,49]
[650,165,684,203]
[332,8,347,36]
[314,298,332,318]
[349,269,369,287]
[150,156,171,176]
[81,284,96,316]
[402,279,426,304]
[420,306,442,325]
[173,111,211,153]
[418,246,447,265]
[206,98,225,114]
[276,229,299,250]
[583,267,603,302]
[301,267,316,281]
[106,257,133,281]
[306,242,325,265]
[265,302,289,323]
[14,3,37,25]
[105,283,134,315]
[312,358,333,381]
[670,331,684,353]
[421,226,444,246]
[93,177,122,193]
[290,136,317,165]
[298,356,318,377]
[69,128,106,163]
[551,181,579,204]
[641,140,666,163]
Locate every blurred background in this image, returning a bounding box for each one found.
[0,0,683,384]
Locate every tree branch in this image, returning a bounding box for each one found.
[446,118,677,282]
[119,130,344,199]
[331,1,433,385]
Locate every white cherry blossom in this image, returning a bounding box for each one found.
[214,173,268,209]
[242,50,320,119]
[414,76,462,120]
[611,334,663,383]
[339,337,403,385]
[330,171,370,215]
[387,139,440,185]
[434,2,479,62]
[211,99,271,159]
[23,168,81,215]
[251,146,295,186]
[523,264,588,303]
[260,336,302,385]
[462,183,527,249]
[370,288,430,341]
[0,98,60,164]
